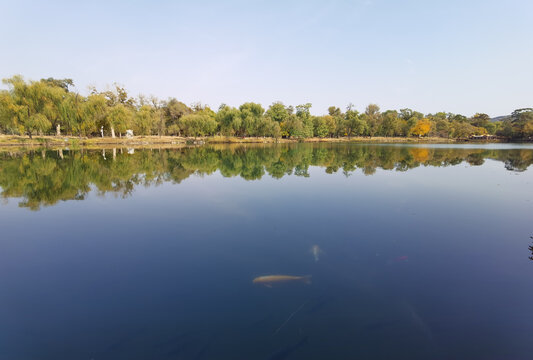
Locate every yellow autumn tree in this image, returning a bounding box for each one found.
[411,118,431,137]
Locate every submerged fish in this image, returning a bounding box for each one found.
[253,275,312,287]
[310,245,323,262]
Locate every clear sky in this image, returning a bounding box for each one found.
[1,0,532,117]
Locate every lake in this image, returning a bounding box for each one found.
[0,143,532,360]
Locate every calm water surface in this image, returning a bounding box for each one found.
[0,143,532,360]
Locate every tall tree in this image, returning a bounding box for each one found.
[294,103,313,138]
[365,104,381,137]
[344,105,367,138]
[216,105,241,136]
[380,110,401,137]
[470,113,491,128]
[60,92,84,136]
[80,94,106,137]
[239,102,265,136]
[150,96,165,137]
[133,105,154,136]
[163,98,191,136]
[510,108,533,138]
[2,76,60,137]
[265,102,290,123]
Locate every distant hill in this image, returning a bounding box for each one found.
[491,115,509,122]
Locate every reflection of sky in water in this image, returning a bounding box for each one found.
[0,146,532,359]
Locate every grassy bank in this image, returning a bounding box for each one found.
[0,134,507,149]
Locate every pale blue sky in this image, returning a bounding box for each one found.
[1,0,532,116]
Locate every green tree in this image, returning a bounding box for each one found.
[239,102,265,136]
[181,114,217,137]
[150,97,165,137]
[265,102,290,123]
[108,104,132,137]
[313,116,329,138]
[470,113,491,128]
[380,110,401,137]
[365,104,381,137]
[80,94,106,137]
[60,92,85,136]
[510,108,533,138]
[2,76,62,137]
[344,105,367,138]
[451,121,478,138]
[163,98,191,136]
[0,91,18,134]
[216,105,242,136]
[133,105,154,136]
[399,108,423,136]
[433,119,451,138]
[327,106,345,137]
[1,74,526,141]
[280,113,302,138]
[399,108,423,121]
[25,114,51,138]
[294,103,313,138]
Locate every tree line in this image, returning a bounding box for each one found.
[1,144,532,210]
[1,75,532,140]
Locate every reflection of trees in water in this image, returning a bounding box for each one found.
[529,237,533,261]
[504,150,533,172]
[466,153,485,166]
[0,144,532,210]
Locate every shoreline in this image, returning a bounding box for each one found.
[0,134,514,150]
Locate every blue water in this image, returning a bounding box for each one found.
[0,144,532,359]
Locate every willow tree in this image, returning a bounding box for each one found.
[79,94,106,137]
[255,116,280,138]
[181,113,217,137]
[239,102,265,136]
[38,83,68,136]
[60,92,85,136]
[93,84,135,137]
[2,76,58,137]
[0,91,18,133]
[25,114,51,138]
[108,104,131,137]
[134,105,156,136]
[216,105,241,136]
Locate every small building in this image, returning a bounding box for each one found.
[469,134,496,140]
